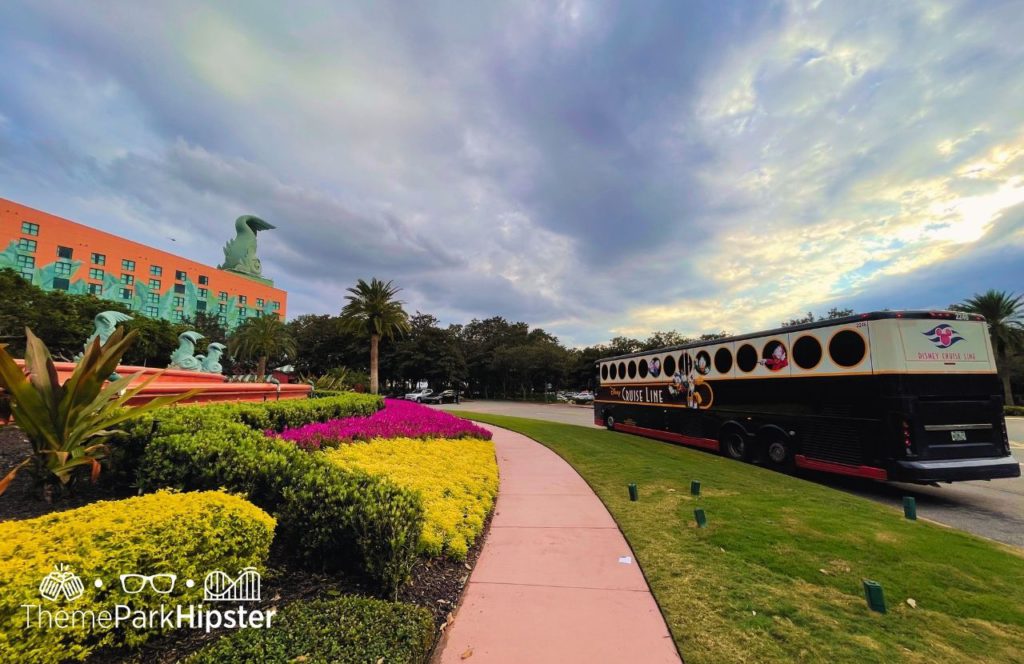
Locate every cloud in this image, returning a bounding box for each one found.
[0,0,1022,347]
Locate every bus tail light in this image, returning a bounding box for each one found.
[902,419,915,455]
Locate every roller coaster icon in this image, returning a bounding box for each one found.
[203,567,262,602]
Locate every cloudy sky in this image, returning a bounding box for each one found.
[1,1,1022,346]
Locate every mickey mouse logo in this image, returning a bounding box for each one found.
[923,324,965,349]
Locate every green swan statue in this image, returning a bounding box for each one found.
[169,331,204,371]
[75,311,133,362]
[219,215,275,279]
[201,342,227,374]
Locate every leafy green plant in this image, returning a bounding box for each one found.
[186,596,434,664]
[0,327,195,498]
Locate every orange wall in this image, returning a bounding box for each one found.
[0,198,287,319]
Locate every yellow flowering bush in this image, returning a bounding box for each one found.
[326,437,498,559]
[0,490,275,663]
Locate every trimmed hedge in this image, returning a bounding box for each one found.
[186,596,434,664]
[1006,405,1024,417]
[0,490,275,663]
[136,418,423,595]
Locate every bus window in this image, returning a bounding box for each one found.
[610,363,617,380]
[714,347,732,373]
[601,364,609,380]
[638,359,649,378]
[682,352,693,375]
[761,340,788,372]
[829,329,866,367]
[695,351,711,375]
[737,344,758,372]
[664,354,677,376]
[627,360,637,378]
[618,361,627,379]
[793,335,822,369]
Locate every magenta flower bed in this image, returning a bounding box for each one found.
[275,398,492,450]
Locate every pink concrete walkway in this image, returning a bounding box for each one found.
[437,424,681,664]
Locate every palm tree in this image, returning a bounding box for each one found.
[228,314,297,379]
[953,290,1024,405]
[340,278,411,394]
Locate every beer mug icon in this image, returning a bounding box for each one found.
[39,564,85,602]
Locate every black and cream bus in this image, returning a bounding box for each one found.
[594,311,1020,483]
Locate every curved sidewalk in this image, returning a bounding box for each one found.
[437,424,680,663]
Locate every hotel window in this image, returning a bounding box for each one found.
[57,246,73,259]
[271,300,280,310]
[218,303,227,313]
[218,291,228,301]
[144,305,159,317]
[217,314,227,325]
[238,295,247,305]
[174,283,186,294]
[198,287,208,298]
[196,300,207,312]
[91,253,106,265]
[20,269,33,281]
[53,277,69,290]
[256,298,265,308]
[172,310,185,322]
[54,261,73,277]
[21,221,39,236]
[238,309,247,320]
[124,302,133,311]
[16,255,35,269]
[150,265,163,276]
[18,238,36,252]
[175,270,187,281]
[121,274,134,285]
[122,259,135,272]
[147,293,160,304]
[88,283,103,295]
[120,288,133,299]
[198,275,208,285]
[89,268,104,280]
[149,278,160,289]
[173,296,184,308]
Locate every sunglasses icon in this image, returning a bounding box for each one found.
[119,574,177,594]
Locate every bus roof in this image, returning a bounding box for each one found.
[595,310,987,363]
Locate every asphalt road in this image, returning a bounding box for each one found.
[443,402,1024,548]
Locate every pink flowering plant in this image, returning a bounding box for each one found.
[275,398,492,450]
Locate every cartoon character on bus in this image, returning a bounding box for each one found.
[760,341,788,371]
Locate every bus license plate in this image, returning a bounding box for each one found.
[950,430,967,442]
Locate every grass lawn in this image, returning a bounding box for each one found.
[455,412,1024,664]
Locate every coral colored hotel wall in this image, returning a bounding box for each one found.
[0,198,287,328]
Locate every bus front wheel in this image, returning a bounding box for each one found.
[604,412,616,430]
[721,430,747,461]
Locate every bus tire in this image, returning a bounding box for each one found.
[762,431,792,469]
[720,428,748,461]
[604,411,616,430]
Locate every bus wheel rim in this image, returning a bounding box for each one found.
[768,441,787,463]
[728,435,744,458]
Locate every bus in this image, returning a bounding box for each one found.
[593,311,1020,483]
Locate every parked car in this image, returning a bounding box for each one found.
[573,391,594,404]
[422,389,459,404]
[404,388,434,402]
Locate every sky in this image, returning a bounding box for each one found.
[0,0,1022,347]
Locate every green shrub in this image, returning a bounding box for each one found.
[1006,405,1024,417]
[137,420,422,595]
[0,490,275,663]
[186,596,434,664]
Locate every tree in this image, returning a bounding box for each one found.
[228,315,297,378]
[339,278,411,394]
[781,307,854,327]
[287,314,364,376]
[952,290,1024,405]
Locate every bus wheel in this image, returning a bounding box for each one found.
[605,412,616,430]
[722,430,747,461]
[765,436,791,468]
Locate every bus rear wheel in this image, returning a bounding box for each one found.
[764,435,792,469]
[604,412,616,430]
[721,430,747,461]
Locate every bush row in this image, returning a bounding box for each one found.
[327,437,498,559]
[1006,405,1024,417]
[0,490,275,664]
[133,396,423,594]
[186,596,434,664]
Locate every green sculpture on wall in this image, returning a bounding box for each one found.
[219,215,275,285]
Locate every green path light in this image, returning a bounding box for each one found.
[694,508,707,528]
[863,579,887,613]
[628,483,639,501]
[690,480,701,496]
[903,496,917,520]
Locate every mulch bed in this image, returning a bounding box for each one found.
[0,423,494,662]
